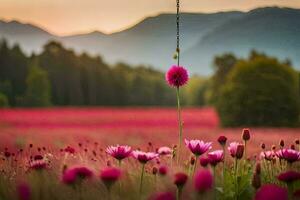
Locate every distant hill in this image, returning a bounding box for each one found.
[1,7,299,74]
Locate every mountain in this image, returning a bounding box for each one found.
[0,7,299,74]
[183,7,300,74]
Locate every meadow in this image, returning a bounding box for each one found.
[0,107,299,200]
[0,107,299,153]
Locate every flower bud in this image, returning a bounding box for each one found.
[252,173,261,189]
[261,143,265,150]
[279,140,284,148]
[217,136,227,146]
[236,145,244,159]
[242,128,250,141]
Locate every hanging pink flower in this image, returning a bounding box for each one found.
[255,184,288,200]
[132,150,158,164]
[185,139,212,156]
[207,150,224,166]
[165,65,189,87]
[106,145,132,161]
[194,169,213,193]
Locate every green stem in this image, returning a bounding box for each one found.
[176,187,182,200]
[176,87,183,164]
[193,155,199,176]
[118,160,121,196]
[222,146,226,183]
[139,164,145,197]
[244,141,247,161]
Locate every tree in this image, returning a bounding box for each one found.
[0,93,9,107]
[217,54,300,127]
[209,53,237,104]
[24,63,51,107]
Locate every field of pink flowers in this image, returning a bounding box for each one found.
[0,107,299,200]
[0,107,298,153]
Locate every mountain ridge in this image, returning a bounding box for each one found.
[0,7,299,74]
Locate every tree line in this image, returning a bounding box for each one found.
[0,40,206,107]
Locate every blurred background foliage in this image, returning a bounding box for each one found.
[0,39,299,126]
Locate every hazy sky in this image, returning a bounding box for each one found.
[1,0,300,35]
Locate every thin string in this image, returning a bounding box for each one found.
[176,0,180,66]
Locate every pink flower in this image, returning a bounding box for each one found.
[62,166,93,185]
[174,172,188,187]
[194,169,213,193]
[185,139,212,156]
[277,171,300,183]
[255,184,288,200]
[228,142,244,159]
[106,145,132,161]
[17,182,31,200]
[199,157,210,167]
[276,149,300,163]
[207,150,224,166]
[217,136,227,146]
[242,128,251,141]
[158,165,168,176]
[157,146,172,155]
[100,167,121,188]
[260,151,276,161]
[165,65,189,87]
[132,150,158,164]
[29,160,47,171]
[150,192,175,200]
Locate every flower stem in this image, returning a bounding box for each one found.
[139,164,145,197]
[176,187,183,200]
[176,87,183,164]
[193,155,199,176]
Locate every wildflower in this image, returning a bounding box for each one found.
[295,139,299,145]
[217,136,227,146]
[242,128,250,141]
[106,145,132,161]
[276,149,300,163]
[207,150,224,166]
[185,139,212,156]
[279,140,285,148]
[152,167,158,175]
[194,169,213,193]
[190,157,195,165]
[199,157,210,167]
[261,143,266,150]
[132,150,158,164]
[277,171,300,183]
[158,165,168,176]
[150,192,175,200]
[133,150,158,195]
[228,142,244,159]
[62,166,93,185]
[100,167,121,189]
[174,172,188,199]
[17,182,31,200]
[165,65,189,87]
[29,160,47,171]
[255,184,288,200]
[157,146,172,155]
[260,151,275,161]
[290,144,295,150]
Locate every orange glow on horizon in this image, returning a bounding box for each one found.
[1,0,300,36]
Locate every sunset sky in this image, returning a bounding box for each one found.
[1,0,300,35]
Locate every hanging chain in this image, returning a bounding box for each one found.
[176,0,180,66]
